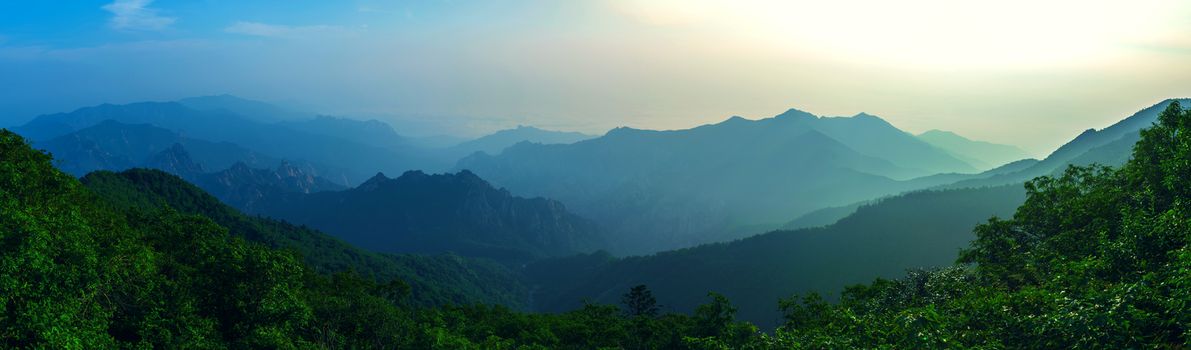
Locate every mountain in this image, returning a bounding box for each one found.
[248,170,606,263]
[29,120,353,185]
[80,168,527,308]
[177,94,310,122]
[28,120,354,211]
[133,142,350,211]
[457,109,978,255]
[917,129,1031,170]
[33,120,279,176]
[941,98,1191,189]
[278,115,409,152]
[447,125,594,156]
[137,143,349,210]
[781,202,867,230]
[143,143,206,178]
[733,101,1191,347]
[14,100,444,183]
[14,101,245,141]
[522,99,1191,328]
[797,111,977,175]
[194,161,347,211]
[406,134,470,149]
[526,184,1027,328]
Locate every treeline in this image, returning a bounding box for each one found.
[2,101,1190,348]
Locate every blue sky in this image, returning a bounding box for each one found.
[1,0,1189,153]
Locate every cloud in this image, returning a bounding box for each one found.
[102,0,175,31]
[224,22,357,38]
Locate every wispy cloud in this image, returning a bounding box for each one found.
[102,0,175,31]
[224,22,358,38]
[357,6,415,19]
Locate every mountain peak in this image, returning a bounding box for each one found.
[775,108,818,120]
[852,112,880,119]
[721,116,749,124]
[399,170,427,179]
[452,169,491,187]
[918,129,967,141]
[229,161,252,172]
[357,172,391,191]
[605,126,643,137]
[919,129,958,136]
[144,143,204,178]
[275,160,306,177]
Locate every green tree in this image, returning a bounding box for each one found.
[622,284,660,318]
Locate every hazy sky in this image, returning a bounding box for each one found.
[1,0,1189,154]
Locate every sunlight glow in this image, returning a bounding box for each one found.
[612,0,1183,68]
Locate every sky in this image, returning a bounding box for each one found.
[1,0,1189,155]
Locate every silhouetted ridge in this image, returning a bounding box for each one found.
[458,106,978,254]
[247,170,606,263]
[357,172,391,191]
[774,108,818,120]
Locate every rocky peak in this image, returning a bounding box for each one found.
[144,143,204,179]
[356,172,390,191]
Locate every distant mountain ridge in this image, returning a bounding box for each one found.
[194,160,347,211]
[279,115,411,152]
[178,94,311,122]
[33,120,291,177]
[248,170,607,263]
[523,98,1191,328]
[940,98,1191,189]
[31,120,353,187]
[917,129,1031,170]
[445,125,594,156]
[458,108,981,255]
[13,100,445,184]
[14,96,615,186]
[133,142,347,211]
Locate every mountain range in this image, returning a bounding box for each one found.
[443,125,593,157]
[6,95,1185,330]
[457,109,993,255]
[916,129,1032,170]
[938,98,1191,189]
[518,99,1191,327]
[15,96,599,187]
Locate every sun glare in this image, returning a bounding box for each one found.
[613,0,1182,69]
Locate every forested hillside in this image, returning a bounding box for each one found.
[80,168,526,308]
[527,184,1027,327]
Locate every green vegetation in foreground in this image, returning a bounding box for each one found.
[79,168,527,309]
[1,101,1189,348]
